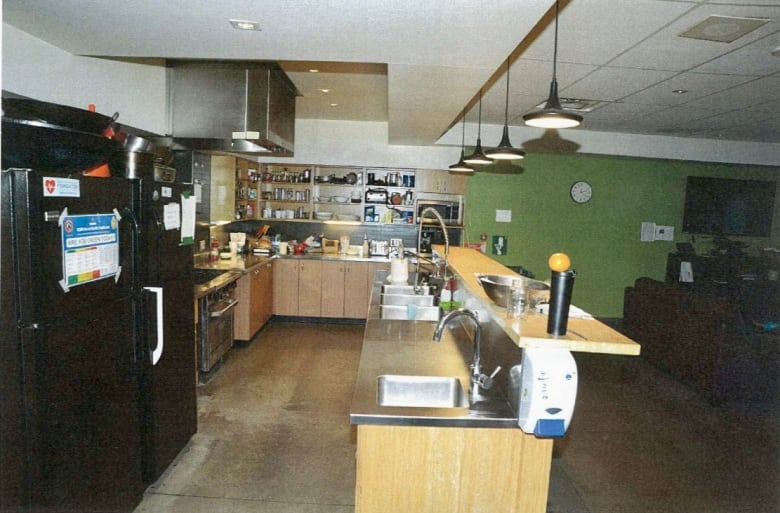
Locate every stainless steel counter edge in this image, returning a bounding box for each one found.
[193,254,277,298]
[193,251,392,299]
[276,252,392,263]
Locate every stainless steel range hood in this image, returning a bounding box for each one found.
[165,61,297,156]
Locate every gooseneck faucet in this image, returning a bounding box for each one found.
[415,207,450,290]
[433,308,500,399]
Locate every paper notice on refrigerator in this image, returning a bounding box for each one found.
[163,202,181,230]
[60,213,120,291]
[181,194,196,245]
[193,182,203,203]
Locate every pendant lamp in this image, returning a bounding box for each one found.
[523,0,582,129]
[486,59,526,160]
[449,111,475,173]
[463,90,493,165]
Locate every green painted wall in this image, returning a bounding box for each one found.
[463,153,780,318]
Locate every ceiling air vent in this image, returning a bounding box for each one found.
[534,98,602,113]
[679,15,769,44]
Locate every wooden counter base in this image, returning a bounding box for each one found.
[355,425,553,513]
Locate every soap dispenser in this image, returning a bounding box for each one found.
[517,347,578,437]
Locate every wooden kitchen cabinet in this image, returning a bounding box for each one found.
[256,261,273,325]
[415,168,467,194]
[321,261,370,319]
[273,258,299,316]
[275,258,388,319]
[234,260,274,342]
[273,258,322,316]
[343,262,370,318]
[321,261,346,318]
[298,260,322,316]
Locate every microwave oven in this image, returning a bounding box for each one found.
[416,197,462,225]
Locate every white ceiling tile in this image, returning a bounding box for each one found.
[520,0,694,66]
[693,31,780,75]
[622,72,757,106]
[563,67,678,102]
[681,76,780,111]
[610,4,780,71]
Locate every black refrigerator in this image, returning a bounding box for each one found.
[132,164,198,485]
[2,168,145,512]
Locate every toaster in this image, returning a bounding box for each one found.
[365,188,388,204]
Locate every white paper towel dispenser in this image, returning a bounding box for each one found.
[517,347,578,437]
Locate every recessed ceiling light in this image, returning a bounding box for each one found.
[330,103,338,107]
[319,88,330,93]
[309,69,320,73]
[228,19,261,31]
[673,89,688,94]
[678,15,769,43]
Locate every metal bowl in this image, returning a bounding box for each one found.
[477,274,549,308]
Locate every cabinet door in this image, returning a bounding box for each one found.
[233,273,252,341]
[273,259,299,316]
[344,262,370,318]
[249,266,264,334]
[210,155,237,223]
[415,169,467,194]
[256,261,274,327]
[297,260,322,317]
[321,261,346,318]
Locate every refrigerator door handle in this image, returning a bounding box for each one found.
[143,286,164,365]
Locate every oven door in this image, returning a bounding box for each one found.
[200,297,238,372]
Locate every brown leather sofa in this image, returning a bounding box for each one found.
[623,278,778,406]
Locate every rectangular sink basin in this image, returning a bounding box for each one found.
[380,293,435,306]
[382,284,432,295]
[380,304,440,321]
[377,375,468,408]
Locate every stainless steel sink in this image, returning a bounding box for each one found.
[379,304,440,321]
[377,375,468,408]
[380,293,435,306]
[382,284,432,295]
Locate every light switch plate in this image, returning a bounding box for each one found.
[655,225,674,241]
[496,209,512,222]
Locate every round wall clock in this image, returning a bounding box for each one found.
[570,180,592,204]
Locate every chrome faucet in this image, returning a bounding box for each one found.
[415,207,450,290]
[432,308,501,399]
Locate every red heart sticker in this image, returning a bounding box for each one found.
[45,179,56,194]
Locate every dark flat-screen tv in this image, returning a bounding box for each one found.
[682,176,776,237]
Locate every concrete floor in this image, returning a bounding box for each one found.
[134,320,778,513]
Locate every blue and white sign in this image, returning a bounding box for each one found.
[60,213,121,289]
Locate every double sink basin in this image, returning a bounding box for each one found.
[376,279,467,409]
[378,284,441,321]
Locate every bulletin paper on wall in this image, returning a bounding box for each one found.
[60,213,120,290]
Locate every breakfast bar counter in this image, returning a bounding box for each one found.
[349,246,640,513]
[442,245,641,356]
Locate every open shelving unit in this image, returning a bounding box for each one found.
[254,164,420,225]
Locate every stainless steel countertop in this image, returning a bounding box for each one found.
[192,251,391,299]
[277,251,391,263]
[349,278,518,428]
[193,254,276,298]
